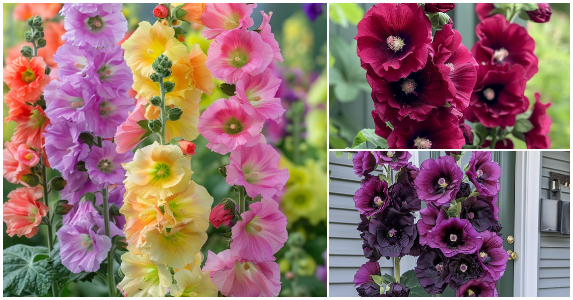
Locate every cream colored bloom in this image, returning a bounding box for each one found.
[171,267,218,297]
[117,252,172,297]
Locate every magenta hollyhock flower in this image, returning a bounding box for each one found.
[57,223,112,273]
[84,94,133,138]
[353,175,390,217]
[477,230,508,280]
[456,275,497,297]
[414,155,463,205]
[226,143,289,199]
[233,69,284,122]
[206,29,273,84]
[475,3,495,21]
[355,3,432,82]
[44,75,95,123]
[427,217,483,257]
[396,162,419,187]
[200,3,256,39]
[367,55,451,123]
[525,93,552,149]
[84,45,133,98]
[204,249,281,297]
[526,3,552,23]
[85,140,133,186]
[414,249,450,295]
[44,121,90,179]
[230,198,287,262]
[53,42,91,78]
[472,14,538,80]
[465,63,528,129]
[353,261,381,286]
[424,3,455,13]
[61,3,127,49]
[352,151,377,177]
[373,151,411,171]
[256,11,284,63]
[198,98,265,154]
[387,282,411,297]
[466,151,501,196]
[417,203,447,246]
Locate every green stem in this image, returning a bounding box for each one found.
[158,76,167,145]
[238,186,246,214]
[394,257,400,283]
[102,187,116,297]
[40,163,57,297]
[489,128,499,150]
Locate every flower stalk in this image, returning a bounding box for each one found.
[159,76,167,145]
[101,187,116,297]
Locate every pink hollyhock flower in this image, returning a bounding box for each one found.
[3,186,48,238]
[525,93,552,149]
[3,141,32,185]
[257,11,283,63]
[231,198,287,262]
[206,29,273,84]
[204,249,281,297]
[209,203,233,228]
[115,102,147,153]
[233,69,284,122]
[201,3,256,39]
[226,143,289,199]
[355,3,432,82]
[198,98,265,154]
[15,144,40,167]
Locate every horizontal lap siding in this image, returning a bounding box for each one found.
[538,152,571,297]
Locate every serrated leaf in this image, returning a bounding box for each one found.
[351,142,368,149]
[514,119,534,133]
[3,245,54,296]
[361,129,388,149]
[399,270,431,297]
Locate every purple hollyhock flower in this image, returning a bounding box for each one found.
[456,182,472,199]
[477,231,509,280]
[460,195,499,232]
[53,42,92,78]
[357,282,382,297]
[61,3,127,49]
[302,3,323,22]
[59,166,103,205]
[407,234,424,257]
[457,275,497,297]
[353,151,377,177]
[466,151,501,196]
[63,200,101,227]
[447,254,484,289]
[415,249,450,295]
[373,151,412,171]
[44,121,90,179]
[60,3,122,16]
[526,3,552,23]
[358,215,383,261]
[57,223,111,273]
[44,75,95,123]
[396,162,419,186]
[427,217,483,257]
[85,94,133,138]
[354,261,381,286]
[389,182,421,213]
[354,175,390,217]
[85,140,133,186]
[370,208,417,258]
[414,155,463,205]
[84,45,133,98]
[417,203,447,246]
[386,282,410,297]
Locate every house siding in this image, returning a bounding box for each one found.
[538,151,570,297]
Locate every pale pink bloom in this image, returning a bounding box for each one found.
[201,3,256,39]
[231,198,288,262]
[15,144,40,167]
[204,249,281,297]
[3,186,48,238]
[205,29,273,84]
[226,143,289,199]
[3,141,32,185]
[114,102,147,154]
[257,11,283,63]
[233,69,284,122]
[198,98,265,155]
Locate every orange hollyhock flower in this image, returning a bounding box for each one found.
[176,3,205,24]
[13,3,62,21]
[3,56,51,103]
[3,141,32,185]
[6,103,50,152]
[3,186,48,238]
[188,44,215,95]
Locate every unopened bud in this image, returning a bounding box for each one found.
[20,46,33,58]
[163,81,175,93]
[178,140,196,155]
[167,107,182,121]
[153,4,169,19]
[149,96,162,107]
[148,119,162,133]
[21,174,40,187]
[49,176,67,191]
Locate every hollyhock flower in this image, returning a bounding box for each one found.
[460,195,499,233]
[120,192,160,254]
[84,93,133,138]
[373,151,411,171]
[456,182,472,199]
[85,140,133,186]
[396,162,419,186]
[354,261,381,286]
[234,69,284,121]
[369,208,417,258]
[352,151,377,177]
[389,182,421,213]
[53,42,91,78]
[176,3,205,24]
[8,105,50,152]
[206,29,273,84]
[123,142,192,199]
[226,143,289,199]
[3,141,32,185]
[526,3,552,23]
[61,3,127,49]
[457,275,497,297]
[178,140,196,155]
[14,3,62,20]
[3,186,47,238]
[525,93,552,149]
[302,4,324,21]
[115,102,148,153]
[57,224,111,273]
[472,15,538,80]
[425,3,455,13]
[414,155,463,205]
[60,3,122,16]
[171,267,218,297]
[368,55,451,123]
[358,215,383,262]
[44,121,90,178]
[386,282,410,297]
[3,56,51,102]
[417,203,447,245]
[164,91,202,143]
[231,198,288,262]
[257,11,284,63]
[188,44,215,95]
[44,76,95,123]
[200,3,256,39]
[84,45,133,98]
[209,203,234,228]
[427,217,483,257]
[353,175,390,217]
[121,21,188,78]
[447,254,484,289]
[63,200,103,230]
[15,144,40,167]
[477,231,508,280]
[415,249,450,295]
[198,98,265,154]
[475,3,495,21]
[466,151,501,196]
[117,252,172,297]
[162,181,213,231]
[356,3,431,82]
[133,61,194,108]
[357,282,382,297]
[204,249,281,297]
[59,166,103,205]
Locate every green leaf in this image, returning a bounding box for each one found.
[520,3,539,11]
[361,129,388,149]
[137,119,150,130]
[49,243,95,291]
[512,131,526,142]
[219,83,236,96]
[352,131,368,148]
[329,3,364,27]
[3,245,54,296]
[473,123,488,144]
[463,163,469,172]
[371,275,384,286]
[382,274,395,284]
[333,151,343,158]
[514,119,534,133]
[329,35,369,103]
[351,142,368,149]
[447,200,458,217]
[399,270,431,297]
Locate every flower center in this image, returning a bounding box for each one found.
[388,228,397,237]
[386,151,394,158]
[483,88,495,101]
[21,68,36,83]
[229,49,249,68]
[438,178,448,188]
[223,17,239,30]
[401,78,417,94]
[252,96,262,102]
[223,117,243,135]
[98,65,113,79]
[466,289,476,297]
[24,153,34,161]
[493,48,509,63]
[244,171,261,184]
[74,62,85,70]
[436,263,444,272]
[480,251,487,259]
[252,225,263,232]
[414,137,432,149]
[154,162,170,179]
[459,263,468,272]
[446,63,455,72]
[71,99,85,108]
[467,212,475,219]
[242,263,251,271]
[373,196,383,206]
[87,15,105,32]
[476,169,484,178]
[147,49,154,55]
[97,159,114,173]
[99,101,114,117]
[387,35,405,52]
[450,233,458,242]
[142,275,152,282]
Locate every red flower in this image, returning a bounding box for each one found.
[525,93,552,149]
[475,3,495,21]
[355,3,432,82]
[425,3,455,13]
[209,203,234,229]
[465,63,528,129]
[153,4,169,19]
[526,3,552,23]
[472,14,538,80]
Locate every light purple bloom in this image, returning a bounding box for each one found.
[353,261,381,286]
[44,75,95,123]
[59,166,103,205]
[85,140,132,186]
[84,94,133,138]
[60,3,122,16]
[84,45,133,98]
[57,223,111,273]
[373,151,412,171]
[352,151,377,177]
[53,42,91,78]
[427,217,483,257]
[477,230,508,280]
[44,121,90,179]
[414,155,463,205]
[63,199,102,227]
[466,151,501,197]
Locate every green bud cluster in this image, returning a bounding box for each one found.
[21,15,46,59]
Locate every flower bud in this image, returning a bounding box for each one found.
[33,15,42,27]
[55,200,73,215]
[178,140,196,155]
[149,96,162,107]
[37,38,46,48]
[526,3,552,23]
[219,165,227,177]
[149,73,160,82]
[20,174,40,187]
[163,81,175,93]
[425,3,455,13]
[20,46,33,58]
[209,203,234,228]
[49,176,67,191]
[153,4,169,19]
[167,107,182,121]
[148,119,162,133]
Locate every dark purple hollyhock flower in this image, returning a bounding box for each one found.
[354,261,381,286]
[460,195,499,232]
[407,234,424,257]
[396,162,419,186]
[371,208,417,258]
[490,220,503,236]
[302,3,324,22]
[447,254,484,289]
[373,151,412,171]
[456,182,472,199]
[417,203,448,246]
[386,282,410,297]
[466,151,501,196]
[456,275,497,297]
[359,215,383,261]
[357,282,382,297]
[414,155,463,205]
[427,217,483,257]
[415,249,450,295]
[425,3,455,13]
[353,151,378,177]
[389,182,421,213]
[477,230,509,280]
[354,175,390,217]
[526,3,552,23]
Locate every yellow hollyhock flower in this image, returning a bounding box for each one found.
[122,21,188,78]
[133,61,194,108]
[171,267,218,297]
[188,44,215,95]
[120,192,163,254]
[162,180,212,231]
[117,252,172,297]
[165,89,201,142]
[123,142,193,199]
